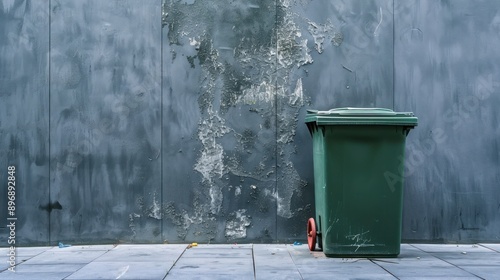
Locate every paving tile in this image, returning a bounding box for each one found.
[0,271,74,280]
[254,253,299,277]
[255,269,302,280]
[114,244,187,250]
[411,244,493,253]
[180,248,253,258]
[253,244,288,250]
[286,245,354,264]
[0,247,52,269]
[94,250,181,263]
[195,244,253,249]
[398,277,481,280]
[0,255,23,271]
[174,257,253,267]
[479,243,500,252]
[167,247,254,280]
[169,260,253,273]
[296,259,389,275]
[46,245,114,252]
[253,245,300,277]
[22,250,107,265]
[165,270,254,280]
[254,258,296,269]
[396,244,436,260]
[254,245,296,267]
[65,261,171,280]
[374,259,477,278]
[291,253,367,267]
[301,273,396,280]
[457,265,500,280]
[10,247,53,257]
[166,261,254,280]
[433,252,500,266]
[8,263,84,273]
[254,245,289,254]
[94,244,185,263]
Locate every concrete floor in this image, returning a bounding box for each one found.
[1,243,499,279]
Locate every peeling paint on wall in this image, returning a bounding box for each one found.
[194,108,230,184]
[307,20,343,53]
[148,193,162,220]
[225,209,252,239]
[161,0,315,241]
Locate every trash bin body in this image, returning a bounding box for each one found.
[306,108,417,257]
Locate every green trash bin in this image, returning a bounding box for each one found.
[305,108,417,257]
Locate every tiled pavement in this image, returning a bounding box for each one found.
[0,243,499,279]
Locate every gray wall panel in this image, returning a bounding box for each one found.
[49,0,162,243]
[0,0,50,245]
[395,0,500,242]
[161,0,278,243]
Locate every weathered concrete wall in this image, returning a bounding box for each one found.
[49,0,163,243]
[1,0,499,245]
[161,0,279,243]
[395,0,500,242]
[0,0,50,244]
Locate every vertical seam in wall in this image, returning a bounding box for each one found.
[392,0,395,110]
[274,0,279,242]
[48,0,52,245]
[160,0,164,242]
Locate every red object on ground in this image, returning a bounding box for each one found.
[307,218,317,251]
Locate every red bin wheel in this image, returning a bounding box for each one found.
[307,218,317,251]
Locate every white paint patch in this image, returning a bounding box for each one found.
[263,189,293,219]
[225,209,252,239]
[148,193,162,220]
[263,188,273,197]
[273,161,307,218]
[194,107,230,215]
[311,22,330,53]
[194,107,231,184]
[237,78,304,107]
[277,129,295,145]
[307,20,342,53]
[194,144,225,184]
[235,185,241,196]
[209,186,223,214]
[238,81,275,104]
[289,78,304,107]
[297,39,313,67]
[275,192,291,218]
[128,213,141,238]
[189,37,201,49]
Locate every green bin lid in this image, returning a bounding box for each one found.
[305,107,418,126]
